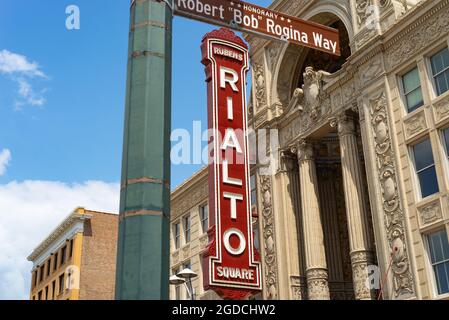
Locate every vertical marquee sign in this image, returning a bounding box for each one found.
[201,28,261,299]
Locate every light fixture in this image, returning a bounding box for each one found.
[177,268,198,280]
[169,275,185,285]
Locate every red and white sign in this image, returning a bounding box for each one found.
[201,28,261,300]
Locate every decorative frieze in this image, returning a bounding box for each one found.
[417,199,443,228]
[252,60,267,111]
[432,94,449,125]
[290,276,307,300]
[259,174,279,300]
[386,1,449,70]
[403,109,428,141]
[355,0,372,28]
[369,91,415,298]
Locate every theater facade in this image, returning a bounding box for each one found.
[170,0,449,300]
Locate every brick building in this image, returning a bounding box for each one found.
[27,208,118,300]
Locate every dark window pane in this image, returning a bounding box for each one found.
[435,263,449,295]
[431,49,449,75]
[443,48,449,67]
[432,53,444,75]
[435,73,449,96]
[418,167,439,198]
[440,231,449,260]
[413,139,434,170]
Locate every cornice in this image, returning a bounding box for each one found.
[27,209,92,262]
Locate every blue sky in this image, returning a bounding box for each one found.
[0,0,273,299]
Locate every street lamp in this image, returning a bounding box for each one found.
[169,268,198,300]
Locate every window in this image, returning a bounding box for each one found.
[69,239,74,258]
[46,259,51,277]
[183,261,191,270]
[250,175,257,206]
[59,273,65,294]
[39,265,44,282]
[427,229,449,295]
[45,286,49,300]
[53,253,58,271]
[431,48,449,96]
[402,67,424,112]
[412,139,439,198]
[200,204,209,233]
[173,222,180,249]
[38,290,42,300]
[61,246,67,265]
[183,215,191,243]
[52,280,56,300]
[33,270,38,288]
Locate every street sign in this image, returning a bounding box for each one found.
[175,0,341,56]
[201,28,261,299]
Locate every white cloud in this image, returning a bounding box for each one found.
[0,50,45,78]
[0,149,11,176]
[0,180,119,300]
[0,49,48,109]
[15,78,46,107]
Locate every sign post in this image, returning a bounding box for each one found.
[115,0,172,300]
[201,28,261,300]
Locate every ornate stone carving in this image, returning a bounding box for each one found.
[288,67,332,134]
[330,112,356,137]
[290,276,307,300]
[403,110,427,140]
[350,251,375,300]
[359,55,383,86]
[386,3,449,69]
[433,95,449,124]
[370,92,415,298]
[293,139,314,162]
[302,67,331,120]
[356,0,372,28]
[282,0,306,16]
[418,200,442,226]
[306,268,330,300]
[265,43,283,72]
[199,233,209,249]
[260,174,278,300]
[252,61,267,111]
[355,26,378,50]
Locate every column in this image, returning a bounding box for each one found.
[334,114,375,300]
[275,151,306,299]
[115,0,172,300]
[293,140,330,300]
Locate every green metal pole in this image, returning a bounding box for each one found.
[115,0,172,300]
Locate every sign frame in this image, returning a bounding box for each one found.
[201,28,262,299]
